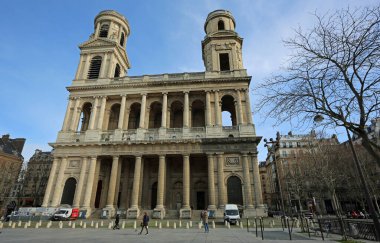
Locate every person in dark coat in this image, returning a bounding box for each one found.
[113,213,120,230]
[138,212,149,235]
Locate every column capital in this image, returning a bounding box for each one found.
[158,154,166,159]
[112,155,120,160]
[120,94,127,97]
[141,93,147,96]
[162,92,168,95]
[183,90,189,94]
[205,90,212,93]
[183,154,190,158]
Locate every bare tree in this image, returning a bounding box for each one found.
[256,5,380,166]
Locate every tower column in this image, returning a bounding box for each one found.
[118,95,127,129]
[156,155,166,208]
[182,154,190,209]
[214,90,221,126]
[100,53,108,78]
[97,96,107,130]
[139,94,147,129]
[161,92,168,128]
[205,91,212,126]
[70,98,81,131]
[252,155,264,207]
[88,96,99,130]
[105,156,119,214]
[183,91,189,128]
[62,98,74,131]
[236,89,244,124]
[244,89,253,124]
[81,54,91,79]
[130,155,142,210]
[242,153,254,208]
[73,157,88,207]
[42,157,59,207]
[51,157,68,207]
[217,153,226,208]
[82,157,97,214]
[207,154,216,209]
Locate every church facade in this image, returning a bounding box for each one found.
[42,9,265,219]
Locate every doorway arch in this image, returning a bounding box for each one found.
[60,177,77,206]
[227,176,243,205]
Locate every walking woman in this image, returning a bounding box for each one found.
[138,212,149,235]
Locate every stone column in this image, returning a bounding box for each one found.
[118,95,127,129]
[105,156,119,213]
[242,153,254,208]
[214,90,221,126]
[252,155,264,207]
[183,91,189,128]
[51,157,68,207]
[130,156,142,209]
[62,98,74,131]
[182,154,190,209]
[99,53,108,78]
[107,53,114,78]
[73,157,88,207]
[205,91,212,126]
[124,108,130,130]
[244,89,253,124]
[156,155,166,209]
[41,157,59,207]
[217,153,226,208]
[70,98,81,131]
[139,94,147,129]
[82,54,91,79]
[207,154,216,209]
[161,93,168,128]
[88,97,99,130]
[236,89,244,125]
[83,157,97,211]
[97,96,107,130]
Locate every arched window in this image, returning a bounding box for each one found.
[170,101,183,128]
[128,103,141,129]
[78,103,92,132]
[120,32,125,46]
[88,56,102,79]
[191,100,205,127]
[148,102,162,128]
[99,24,109,37]
[221,95,237,126]
[114,64,121,78]
[218,20,225,30]
[219,53,230,71]
[108,104,120,130]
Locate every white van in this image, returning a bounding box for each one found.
[51,208,72,221]
[224,204,240,224]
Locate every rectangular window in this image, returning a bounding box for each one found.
[219,53,230,71]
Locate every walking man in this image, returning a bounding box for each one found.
[138,212,149,235]
[113,213,120,230]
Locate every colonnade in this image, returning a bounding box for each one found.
[61,88,253,133]
[41,152,263,217]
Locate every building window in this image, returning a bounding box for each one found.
[219,53,230,71]
[88,56,102,79]
[218,20,225,30]
[114,64,121,78]
[99,24,109,38]
[120,33,125,46]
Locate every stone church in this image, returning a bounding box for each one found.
[42,9,265,219]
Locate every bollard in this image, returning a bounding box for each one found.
[24,222,28,229]
[35,222,39,229]
[59,222,62,229]
[72,222,76,229]
[296,219,300,228]
[240,222,243,229]
[248,220,251,227]
[155,221,158,227]
[108,222,112,229]
[0,222,3,229]
[186,222,189,229]
[47,222,51,229]
[270,221,273,228]
[68,221,72,227]
[173,222,176,229]
[8,221,12,227]
[228,222,231,229]
[101,220,104,227]
[212,221,215,229]
[159,222,162,229]
[133,221,136,230]
[198,222,201,229]
[91,221,94,227]
[83,222,86,229]
[18,221,22,227]
[28,220,31,227]
[225,220,228,227]
[39,220,42,227]
[12,222,16,228]
[272,219,275,226]
[190,221,192,228]
[167,221,169,228]
[80,220,83,226]
[95,222,99,229]
[179,220,182,228]
[122,221,125,229]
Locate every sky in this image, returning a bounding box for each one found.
[0,0,377,163]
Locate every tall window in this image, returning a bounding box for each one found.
[120,32,125,46]
[99,24,109,37]
[218,20,225,30]
[114,64,121,78]
[88,56,102,79]
[219,53,230,71]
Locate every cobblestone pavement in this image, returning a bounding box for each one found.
[1,227,371,243]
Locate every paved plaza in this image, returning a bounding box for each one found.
[0,226,367,243]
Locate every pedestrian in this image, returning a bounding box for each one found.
[138,212,149,235]
[113,213,120,230]
[202,209,209,233]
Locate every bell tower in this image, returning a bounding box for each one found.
[74,10,131,81]
[202,10,244,72]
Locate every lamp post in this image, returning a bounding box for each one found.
[314,114,380,241]
[264,136,287,228]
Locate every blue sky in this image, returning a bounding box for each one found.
[0,0,377,162]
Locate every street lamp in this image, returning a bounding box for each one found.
[264,136,287,228]
[314,114,380,241]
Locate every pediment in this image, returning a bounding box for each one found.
[79,38,117,49]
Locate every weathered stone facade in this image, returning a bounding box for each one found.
[43,10,265,219]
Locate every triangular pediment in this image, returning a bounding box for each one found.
[79,38,118,49]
